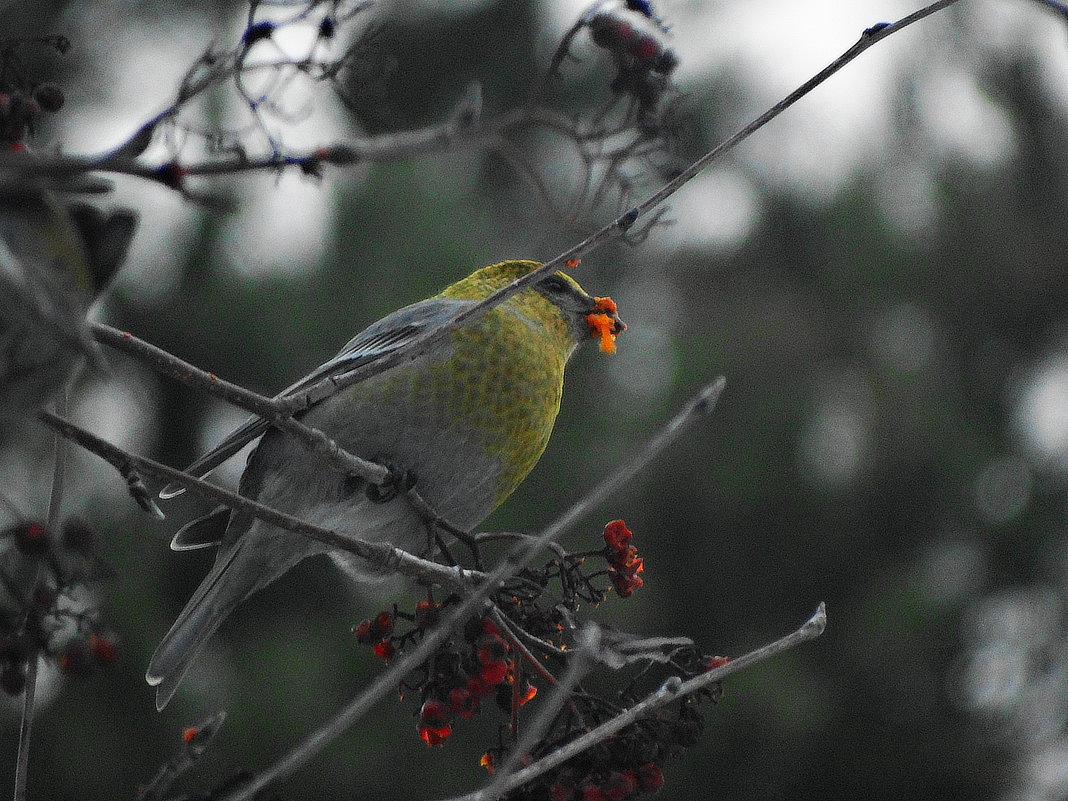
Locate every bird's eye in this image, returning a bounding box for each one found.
[541,275,568,294]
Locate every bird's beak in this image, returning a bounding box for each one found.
[585,296,626,354]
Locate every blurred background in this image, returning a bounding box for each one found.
[1,0,1067,798]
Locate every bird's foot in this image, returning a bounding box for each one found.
[366,463,417,503]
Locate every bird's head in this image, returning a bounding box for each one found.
[533,269,626,354]
[443,260,626,354]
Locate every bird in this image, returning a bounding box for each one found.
[146,259,625,710]
[0,183,137,415]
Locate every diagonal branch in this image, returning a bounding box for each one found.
[281,0,965,407]
[91,323,389,485]
[91,324,466,538]
[449,604,828,801]
[37,411,479,592]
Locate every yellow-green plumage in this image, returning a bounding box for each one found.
[437,261,573,504]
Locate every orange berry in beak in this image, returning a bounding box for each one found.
[585,296,626,354]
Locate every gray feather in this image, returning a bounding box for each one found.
[159,298,468,499]
[170,507,229,550]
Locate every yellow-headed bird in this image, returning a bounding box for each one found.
[147,260,625,709]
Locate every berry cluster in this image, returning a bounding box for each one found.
[586,1,678,132]
[486,639,725,801]
[348,519,730,798]
[603,520,644,598]
[522,707,694,801]
[353,603,535,748]
[0,518,118,694]
[0,36,71,151]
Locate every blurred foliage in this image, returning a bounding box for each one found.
[2,1,1067,800]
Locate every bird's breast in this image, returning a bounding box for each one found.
[339,305,566,520]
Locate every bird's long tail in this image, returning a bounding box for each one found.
[146,540,254,711]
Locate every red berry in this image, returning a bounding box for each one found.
[56,640,94,676]
[476,633,510,665]
[608,555,645,597]
[517,679,537,706]
[372,640,394,661]
[88,633,118,664]
[418,723,451,746]
[419,698,450,727]
[374,611,394,637]
[479,660,509,685]
[605,771,637,800]
[448,686,479,719]
[155,162,186,190]
[701,655,730,671]
[415,599,439,629]
[603,520,633,552]
[631,33,661,65]
[13,522,50,555]
[352,619,374,643]
[638,763,664,792]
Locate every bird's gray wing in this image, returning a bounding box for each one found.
[159,296,468,499]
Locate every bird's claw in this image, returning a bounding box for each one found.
[366,465,417,503]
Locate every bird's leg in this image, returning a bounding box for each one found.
[364,463,416,503]
[431,528,457,565]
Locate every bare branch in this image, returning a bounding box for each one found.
[91,323,389,486]
[136,711,227,801]
[485,626,599,793]
[283,2,965,407]
[450,604,828,801]
[625,0,963,229]
[91,323,468,537]
[37,411,480,592]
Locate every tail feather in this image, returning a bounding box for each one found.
[146,542,247,711]
[147,524,329,710]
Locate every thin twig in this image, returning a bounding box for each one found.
[91,323,388,486]
[37,412,481,593]
[475,531,568,561]
[489,608,560,685]
[136,711,228,801]
[12,654,36,801]
[92,324,463,539]
[14,388,69,801]
[0,88,484,185]
[486,626,599,792]
[626,0,962,227]
[450,604,828,801]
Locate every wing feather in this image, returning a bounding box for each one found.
[160,297,467,499]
